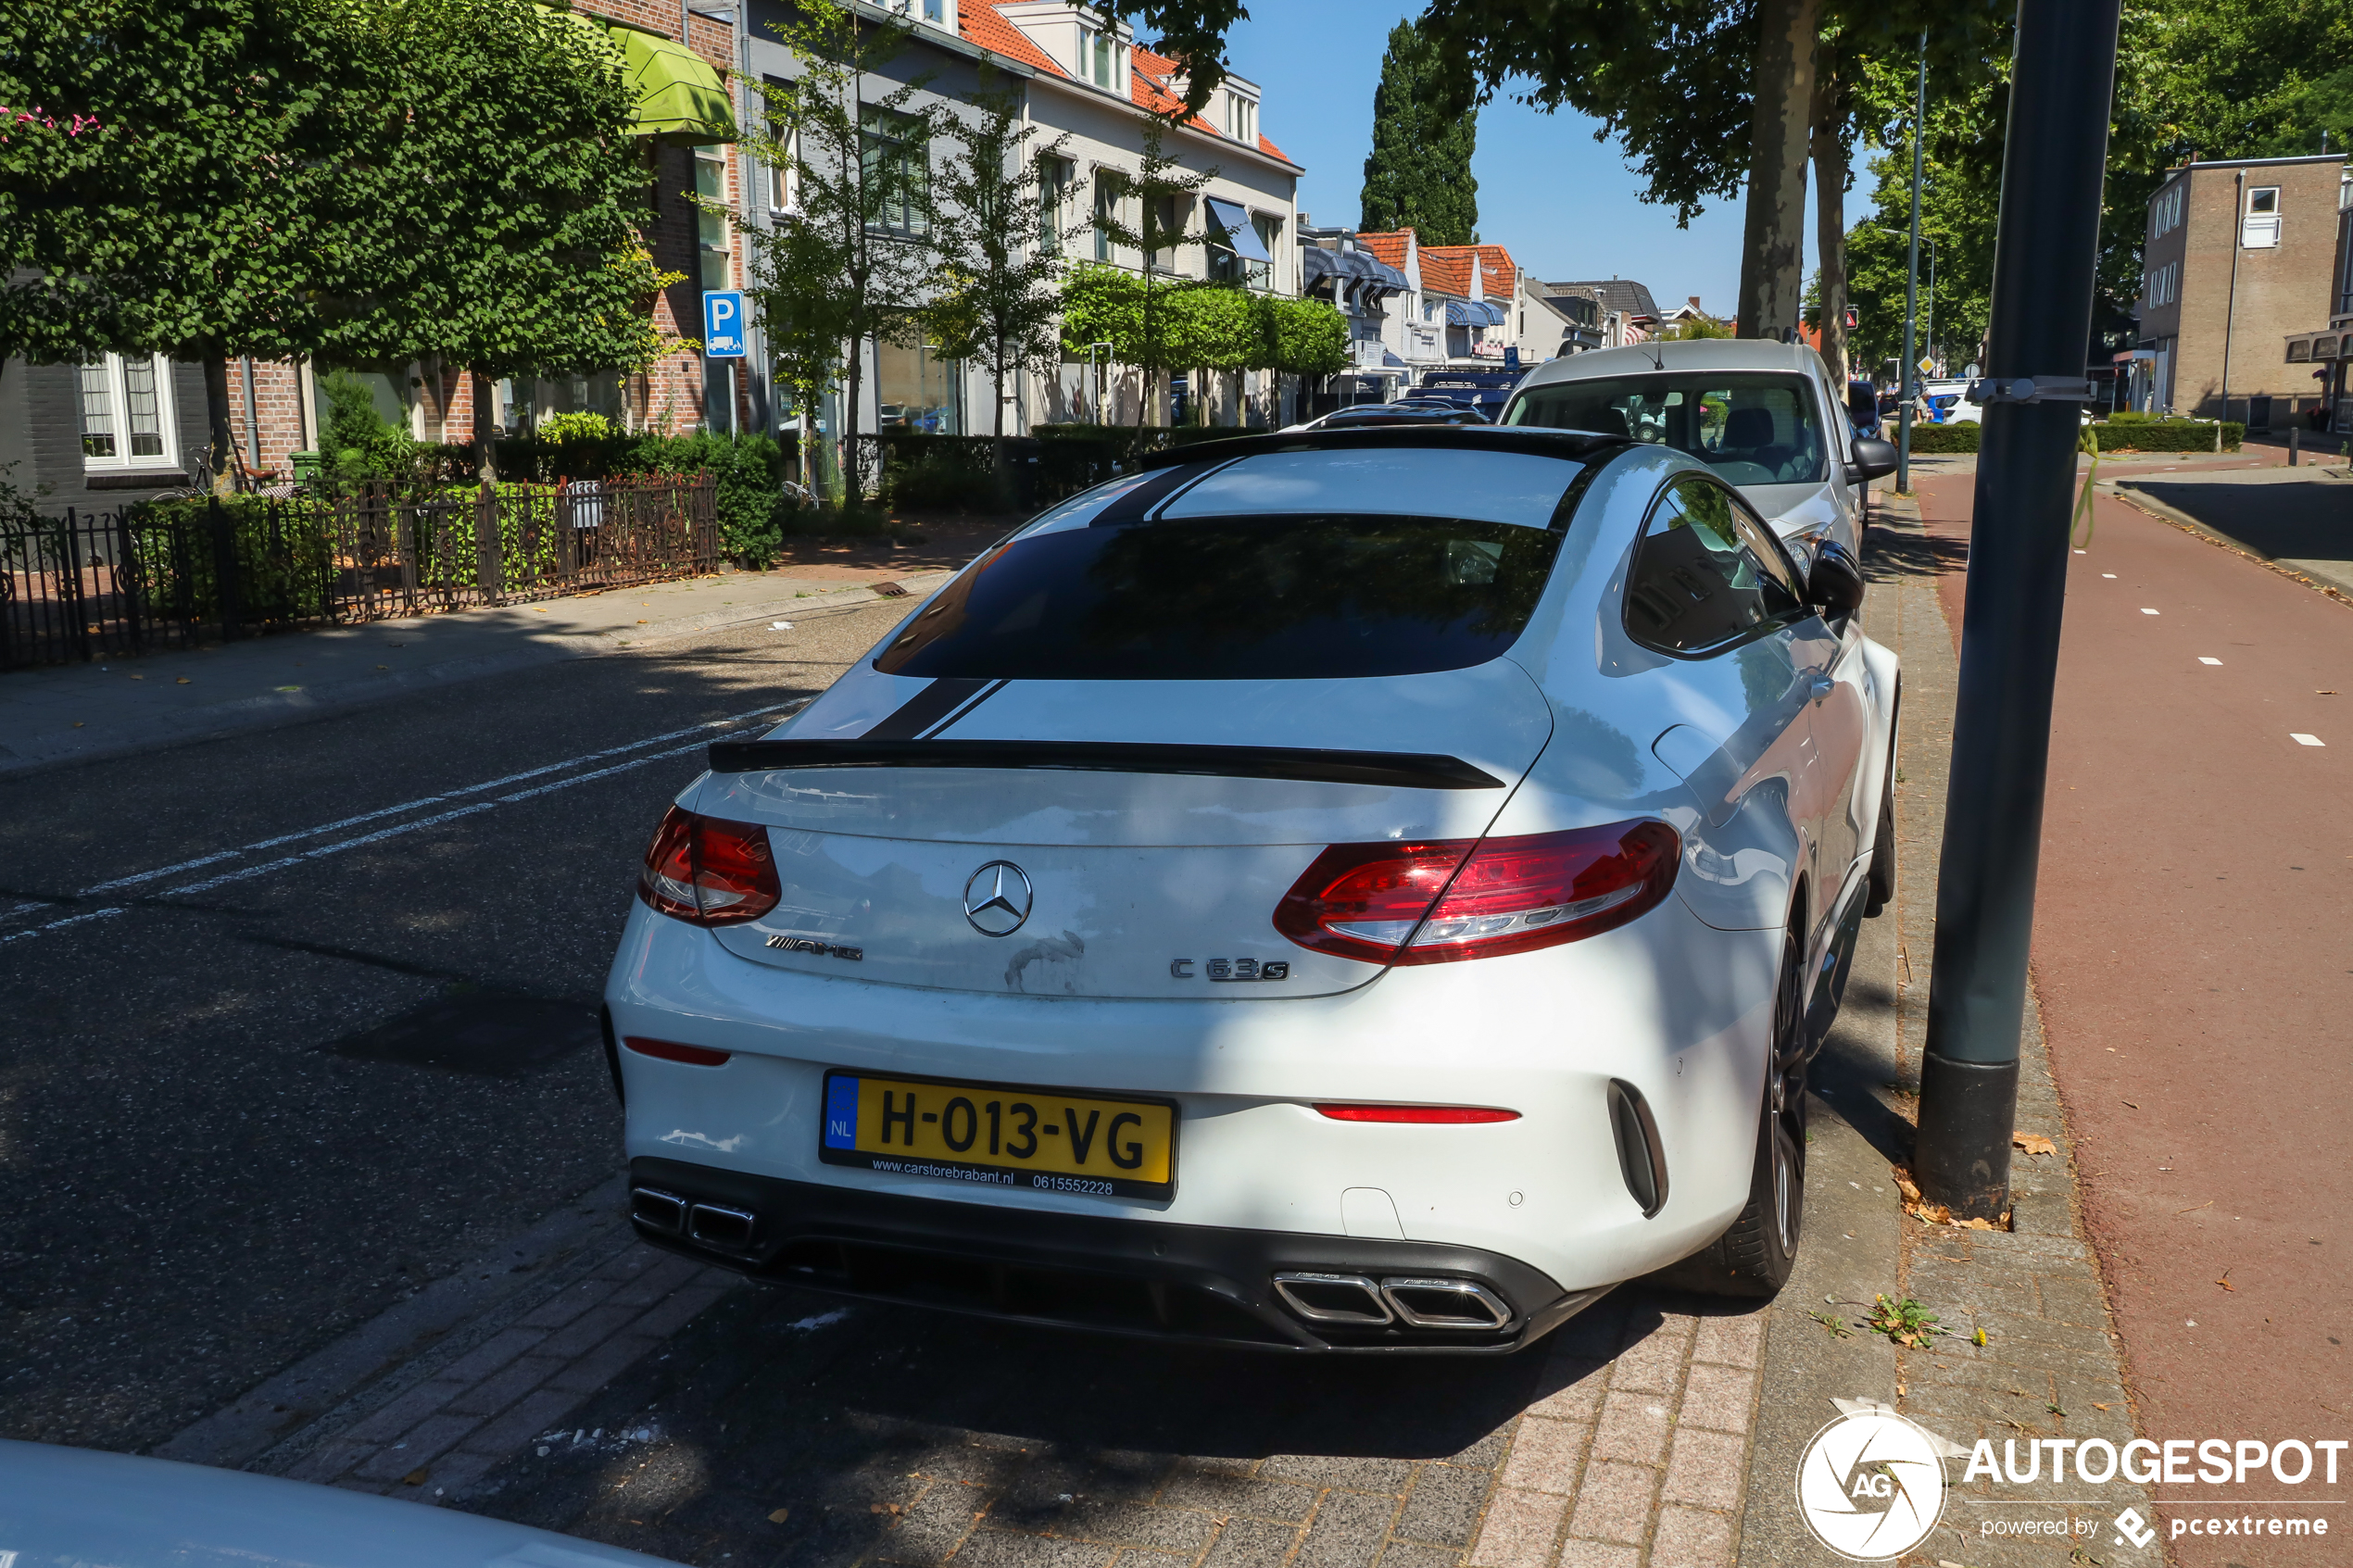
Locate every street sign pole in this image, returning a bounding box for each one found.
[1915,0,2123,1221]
[1896,33,1926,492]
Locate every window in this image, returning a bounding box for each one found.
[693,144,730,289]
[1507,371,1828,485]
[1038,157,1074,254]
[924,0,945,21]
[1623,477,1805,655]
[1147,194,1182,272]
[2243,185,2281,249]
[875,339,962,435]
[870,448,1586,682]
[861,107,928,236]
[1095,31,1117,88]
[78,353,178,470]
[1092,169,1125,262]
[2150,181,2185,239]
[1251,214,1280,287]
[767,123,797,213]
[1226,92,1254,144]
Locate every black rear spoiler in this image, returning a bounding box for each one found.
[705,739,1504,791]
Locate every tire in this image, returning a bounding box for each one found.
[1657,931,1806,1298]
[1863,684,1901,919]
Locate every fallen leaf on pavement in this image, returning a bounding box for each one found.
[403,1469,428,1486]
[2122,1099,2140,1109]
[2012,1133,2057,1156]
[769,1509,791,1524]
[2093,1403,2112,1411]
[2216,1270,2234,1291]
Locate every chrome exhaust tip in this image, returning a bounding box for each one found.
[629,1186,689,1235]
[1379,1276,1515,1331]
[1271,1271,1394,1325]
[686,1201,757,1251]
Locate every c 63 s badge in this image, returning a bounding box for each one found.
[767,935,863,961]
[1170,958,1290,982]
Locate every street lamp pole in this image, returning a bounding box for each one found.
[1914,0,2123,1222]
[1897,32,1927,492]
[1924,236,1938,378]
[1086,343,1114,424]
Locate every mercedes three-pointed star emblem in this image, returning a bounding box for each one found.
[962,860,1033,937]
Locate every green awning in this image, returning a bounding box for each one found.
[616,27,736,145]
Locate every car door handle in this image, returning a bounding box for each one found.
[1807,674,1836,703]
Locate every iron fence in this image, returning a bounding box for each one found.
[0,476,717,672]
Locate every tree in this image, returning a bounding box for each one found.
[1359,20,1478,245]
[738,0,936,501]
[925,74,1072,457]
[1085,120,1215,426]
[1,0,673,485]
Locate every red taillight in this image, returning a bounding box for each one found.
[623,1035,732,1067]
[1275,820,1680,966]
[1315,1104,1520,1123]
[637,806,781,926]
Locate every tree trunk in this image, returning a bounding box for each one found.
[1735,0,1820,340]
[1810,60,1851,385]
[472,370,497,483]
[201,354,236,495]
[843,334,863,507]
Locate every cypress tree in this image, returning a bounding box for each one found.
[1358,21,1478,245]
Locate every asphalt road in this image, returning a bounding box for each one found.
[1918,470,2351,1568]
[0,596,912,1450]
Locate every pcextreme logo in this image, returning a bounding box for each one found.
[1795,1411,1948,1560]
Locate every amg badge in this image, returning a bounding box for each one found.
[766,935,864,961]
[1169,958,1290,982]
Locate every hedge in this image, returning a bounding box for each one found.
[1886,418,2245,456]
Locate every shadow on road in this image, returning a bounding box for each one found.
[2122,478,2353,570]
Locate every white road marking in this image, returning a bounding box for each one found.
[2102,572,2117,579]
[0,907,126,945]
[28,703,794,910]
[2141,608,2160,615]
[2199,657,2222,665]
[2292,734,2325,746]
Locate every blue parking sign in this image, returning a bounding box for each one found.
[702,290,746,358]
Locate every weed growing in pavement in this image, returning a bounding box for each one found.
[1809,1310,1854,1339]
[1864,1294,1941,1348]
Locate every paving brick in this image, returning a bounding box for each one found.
[533,1302,646,1361]
[1673,1363,1755,1436]
[1605,1333,1685,1397]
[1198,1518,1300,1568]
[1155,1470,1315,1523]
[1558,1543,1637,1568]
[950,1529,1116,1568]
[1565,1461,1655,1547]
[1265,1455,1416,1496]
[449,1386,588,1460]
[627,1280,735,1343]
[282,1436,376,1485]
[1525,1360,1606,1422]
[877,1481,992,1565]
[1443,1430,1510,1470]
[1659,1428,1744,1512]
[542,1331,663,1396]
[434,1325,550,1385]
[513,1278,620,1331]
[1465,1487,1565,1568]
[1054,1502,1218,1553]
[1648,1504,1734,1568]
[1392,1462,1490,1547]
[443,1353,561,1418]
[1295,1489,1401,1568]
[416,1446,502,1500]
[602,1251,704,1309]
[1499,1416,1588,1495]
[338,1379,461,1444]
[350,1411,485,1482]
[1688,1312,1763,1370]
[1371,1545,1461,1568]
[1587,1394,1669,1467]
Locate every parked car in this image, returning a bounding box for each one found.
[604,425,1900,1351]
[1499,339,1896,562]
[0,1437,687,1568]
[1290,403,1490,431]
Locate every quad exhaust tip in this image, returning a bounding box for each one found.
[1272,1272,1513,1331]
[630,1186,757,1252]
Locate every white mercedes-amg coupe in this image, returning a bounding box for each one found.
[603,426,1899,1352]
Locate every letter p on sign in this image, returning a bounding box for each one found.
[703,290,746,358]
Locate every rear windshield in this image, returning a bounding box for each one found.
[873,453,1583,681]
[1504,371,1826,485]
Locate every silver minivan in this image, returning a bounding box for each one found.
[1500,339,1896,559]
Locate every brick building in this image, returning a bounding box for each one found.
[2281,172,2353,436]
[2133,153,2346,422]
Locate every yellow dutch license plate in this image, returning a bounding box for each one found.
[819,1071,1176,1199]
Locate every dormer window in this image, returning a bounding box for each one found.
[1225,92,1254,144]
[1076,25,1119,89]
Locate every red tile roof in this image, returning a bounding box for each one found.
[1419,243,1518,300]
[957,1,1067,77]
[1257,133,1292,166]
[1356,230,1413,270]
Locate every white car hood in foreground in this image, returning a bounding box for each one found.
[0,1438,686,1568]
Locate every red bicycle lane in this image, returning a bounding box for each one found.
[1912,467,2352,1565]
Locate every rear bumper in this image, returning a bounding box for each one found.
[629,1155,1608,1354]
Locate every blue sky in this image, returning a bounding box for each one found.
[1224,2,1746,314]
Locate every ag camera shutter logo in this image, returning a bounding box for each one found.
[1794,1410,1949,1560]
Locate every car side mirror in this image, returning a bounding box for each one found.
[1849,436,1898,482]
[1807,540,1866,617]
